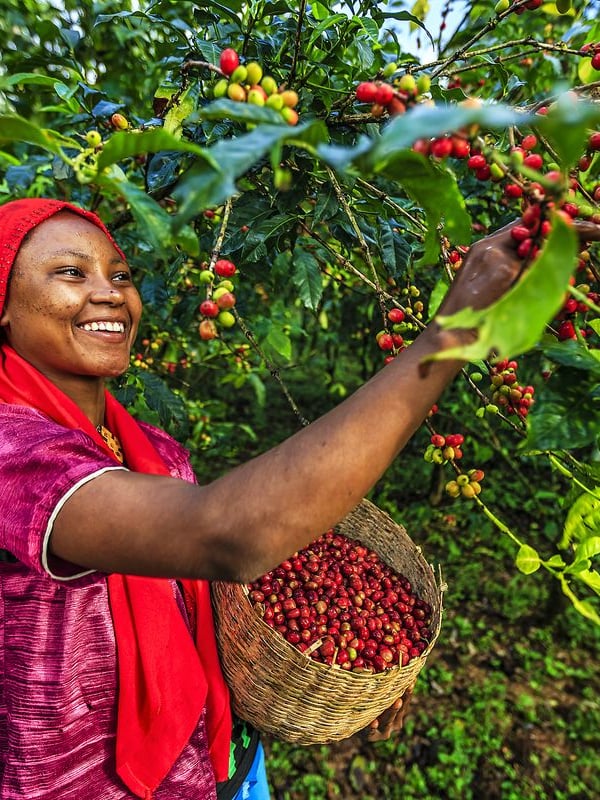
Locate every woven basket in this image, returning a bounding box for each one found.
[211,498,444,745]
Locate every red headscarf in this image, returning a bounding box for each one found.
[0,198,231,797]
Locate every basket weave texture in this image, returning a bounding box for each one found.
[211,498,444,744]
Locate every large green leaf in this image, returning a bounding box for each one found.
[172,122,322,229]
[433,214,578,362]
[0,114,77,155]
[523,369,600,451]
[97,128,216,172]
[559,491,600,550]
[100,171,174,255]
[371,102,526,162]
[197,99,289,126]
[292,243,324,312]
[375,152,471,264]
[542,339,600,377]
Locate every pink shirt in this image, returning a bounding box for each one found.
[0,405,217,799]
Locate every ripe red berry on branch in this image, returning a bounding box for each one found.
[219,48,240,76]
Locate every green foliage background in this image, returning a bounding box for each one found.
[1,0,600,796]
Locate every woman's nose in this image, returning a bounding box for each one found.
[90,277,125,304]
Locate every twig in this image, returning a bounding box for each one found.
[289,0,308,85]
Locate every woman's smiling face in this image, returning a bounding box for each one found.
[0,211,142,392]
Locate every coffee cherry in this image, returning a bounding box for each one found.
[523,153,544,170]
[85,130,102,147]
[592,52,600,71]
[281,107,299,126]
[199,299,219,318]
[356,81,378,103]
[388,308,406,326]
[216,291,236,310]
[377,332,394,351]
[246,61,263,85]
[227,83,246,102]
[217,310,235,329]
[557,320,576,340]
[110,113,129,130]
[430,137,453,159]
[521,134,538,151]
[467,154,487,170]
[214,259,237,277]
[213,78,229,99]
[220,48,240,76]
[374,83,394,106]
[280,90,299,109]
[199,319,218,340]
[589,132,600,151]
[398,74,417,94]
[494,0,510,12]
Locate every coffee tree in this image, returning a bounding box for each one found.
[1,0,600,622]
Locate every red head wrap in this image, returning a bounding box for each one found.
[0,198,126,316]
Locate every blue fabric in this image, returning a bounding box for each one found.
[232,742,270,800]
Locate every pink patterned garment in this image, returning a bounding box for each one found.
[0,404,218,799]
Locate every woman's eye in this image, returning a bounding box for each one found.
[113,271,133,282]
[59,267,84,277]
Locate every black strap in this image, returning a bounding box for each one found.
[0,549,18,563]
[215,719,261,800]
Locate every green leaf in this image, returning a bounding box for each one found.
[263,326,292,361]
[523,370,600,452]
[516,544,541,575]
[0,72,69,89]
[542,339,600,376]
[536,94,600,169]
[172,123,319,229]
[100,172,174,255]
[577,536,600,560]
[0,114,76,155]
[433,213,578,361]
[372,102,526,162]
[137,370,189,435]
[377,218,411,279]
[197,99,287,126]
[373,151,470,264]
[96,128,214,172]
[292,244,323,312]
[560,492,600,549]
[577,569,600,595]
[307,13,348,50]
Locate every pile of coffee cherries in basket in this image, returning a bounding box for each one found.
[247,530,433,674]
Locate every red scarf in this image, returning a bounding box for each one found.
[0,199,231,797]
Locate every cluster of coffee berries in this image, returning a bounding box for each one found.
[446,245,469,271]
[445,469,485,499]
[355,72,431,119]
[554,277,599,341]
[248,529,432,673]
[581,43,600,71]
[489,359,534,417]
[413,133,472,161]
[214,48,299,125]
[376,306,406,358]
[424,433,465,464]
[197,258,238,340]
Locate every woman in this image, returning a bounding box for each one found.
[0,197,596,799]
